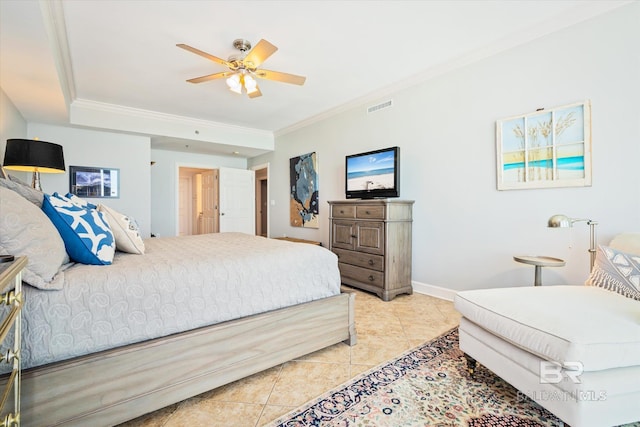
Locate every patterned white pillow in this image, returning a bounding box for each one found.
[586,245,640,301]
[97,204,145,254]
[42,194,115,265]
[0,187,68,289]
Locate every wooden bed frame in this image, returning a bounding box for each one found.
[18,292,356,426]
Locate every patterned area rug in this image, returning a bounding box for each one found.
[266,328,564,427]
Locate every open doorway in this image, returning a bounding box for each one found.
[178,166,258,236]
[253,164,269,237]
[178,167,219,236]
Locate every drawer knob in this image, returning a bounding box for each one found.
[1,348,17,364]
[351,234,357,238]
[368,275,375,282]
[340,210,344,214]
[365,210,370,215]
[2,413,19,426]
[368,259,374,266]
[0,290,20,306]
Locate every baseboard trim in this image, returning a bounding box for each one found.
[412,281,457,301]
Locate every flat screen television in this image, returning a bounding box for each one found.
[345,146,400,199]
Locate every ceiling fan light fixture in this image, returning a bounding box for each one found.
[244,74,258,94]
[226,73,242,93]
[179,38,304,99]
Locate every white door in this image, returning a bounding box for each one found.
[201,169,218,233]
[219,167,255,234]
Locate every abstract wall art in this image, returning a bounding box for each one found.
[290,152,319,228]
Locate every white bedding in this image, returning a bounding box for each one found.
[3,232,340,371]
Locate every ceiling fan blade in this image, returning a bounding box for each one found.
[255,69,306,85]
[187,71,234,84]
[248,86,262,99]
[176,43,232,67]
[243,39,277,68]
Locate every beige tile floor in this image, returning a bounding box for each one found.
[119,287,462,427]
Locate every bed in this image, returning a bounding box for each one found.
[0,183,356,426]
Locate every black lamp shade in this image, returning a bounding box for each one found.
[3,138,65,173]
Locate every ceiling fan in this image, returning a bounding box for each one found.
[177,38,306,98]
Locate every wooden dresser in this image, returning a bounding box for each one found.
[0,256,26,427]
[328,200,414,301]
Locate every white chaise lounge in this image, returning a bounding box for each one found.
[455,233,640,427]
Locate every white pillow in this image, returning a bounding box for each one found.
[97,204,145,254]
[0,187,68,290]
[0,175,44,206]
[609,233,640,256]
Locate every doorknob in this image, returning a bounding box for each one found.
[221,212,225,216]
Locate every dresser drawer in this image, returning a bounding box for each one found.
[333,248,384,271]
[356,205,385,219]
[338,262,384,288]
[0,256,26,422]
[332,205,356,218]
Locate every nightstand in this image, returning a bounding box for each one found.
[0,256,27,427]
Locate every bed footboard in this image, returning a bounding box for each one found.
[19,292,356,426]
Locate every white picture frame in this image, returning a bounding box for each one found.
[496,100,592,190]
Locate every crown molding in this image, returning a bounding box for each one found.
[72,99,271,136]
[71,99,274,149]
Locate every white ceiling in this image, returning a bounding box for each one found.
[0,0,629,157]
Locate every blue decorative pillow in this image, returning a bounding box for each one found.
[42,194,115,265]
[62,192,98,210]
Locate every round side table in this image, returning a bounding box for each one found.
[513,255,565,286]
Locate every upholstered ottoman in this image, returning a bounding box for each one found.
[455,234,640,427]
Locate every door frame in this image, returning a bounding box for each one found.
[251,162,270,238]
[178,174,193,236]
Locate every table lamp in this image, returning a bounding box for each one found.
[547,214,598,271]
[2,138,65,191]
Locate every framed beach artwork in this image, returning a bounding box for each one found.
[290,152,319,228]
[496,100,592,190]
